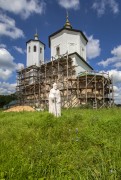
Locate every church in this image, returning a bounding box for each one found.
[26,13,93,74]
[16,14,114,109]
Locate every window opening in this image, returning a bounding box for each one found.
[56,46,60,55]
[28,46,30,52]
[34,45,36,52]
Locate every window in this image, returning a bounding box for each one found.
[56,46,60,55]
[82,47,84,58]
[33,45,36,52]
[40,47,42,53]
[28,46,30,52]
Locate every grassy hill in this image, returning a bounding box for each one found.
[0,108,121,180]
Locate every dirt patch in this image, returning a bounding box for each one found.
[4,106,35,112]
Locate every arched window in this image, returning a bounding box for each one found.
[56,46,60,55]
[33,45,36,52]
[40,47,42,53]
[28,46,30,52]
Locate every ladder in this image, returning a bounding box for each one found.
[93,101,97,109]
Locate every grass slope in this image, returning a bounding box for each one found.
[0,108,121,180]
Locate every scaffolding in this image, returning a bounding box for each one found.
[78,71,114,108]
[16,54,114,109]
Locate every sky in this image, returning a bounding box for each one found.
[0,0,121,104]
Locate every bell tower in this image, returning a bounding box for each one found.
[26,32,45,67]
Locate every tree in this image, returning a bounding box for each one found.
[0,94,17,108]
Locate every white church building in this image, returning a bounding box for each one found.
[17,14,113,108]
[26,13,93,74]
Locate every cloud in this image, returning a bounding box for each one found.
[111,45,121,58]
[57,0,80,10]
[108,69,121,84]
[16,63,24,70]
[98,57,116,67]
[92,0,119,16]
[0,0,46,19]
[0,69,12,80]
[0,82,16,95]
[98,45,121,104]
[106,69,121,104]
[0,14,24,39]
[0,48,15,70]
[98,45,121,68]
[99,69,121,104]
[0,44,7,48]
[113,62,121,69]
[13,46,25,54]
[86,35,101,59]
[0,48,24,80]
[113,85,121,104]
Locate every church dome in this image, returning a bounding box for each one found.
[64,11,72,29]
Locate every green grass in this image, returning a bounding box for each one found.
[0,108,121,180]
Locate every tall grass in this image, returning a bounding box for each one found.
[0,108,121,179]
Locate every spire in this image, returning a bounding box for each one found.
[34,29,39,40]
[64,10,72,29]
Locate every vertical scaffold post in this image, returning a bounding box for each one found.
[111,75,114,106]
[57,57,60,83]
[66,52,69,108]
[108,72,111,107]
[94,72,97,109]
[86,71,87,104]
[102,72,105,107]
[45,64,47,108]
[38,66,41,106]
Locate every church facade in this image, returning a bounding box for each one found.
[16,15,114,109]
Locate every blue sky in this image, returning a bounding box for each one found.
[0,0,121,104]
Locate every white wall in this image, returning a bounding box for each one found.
[50,29,87,61]
[70,54,92,76]
[80,34,87,61]
[27,41,44,67]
